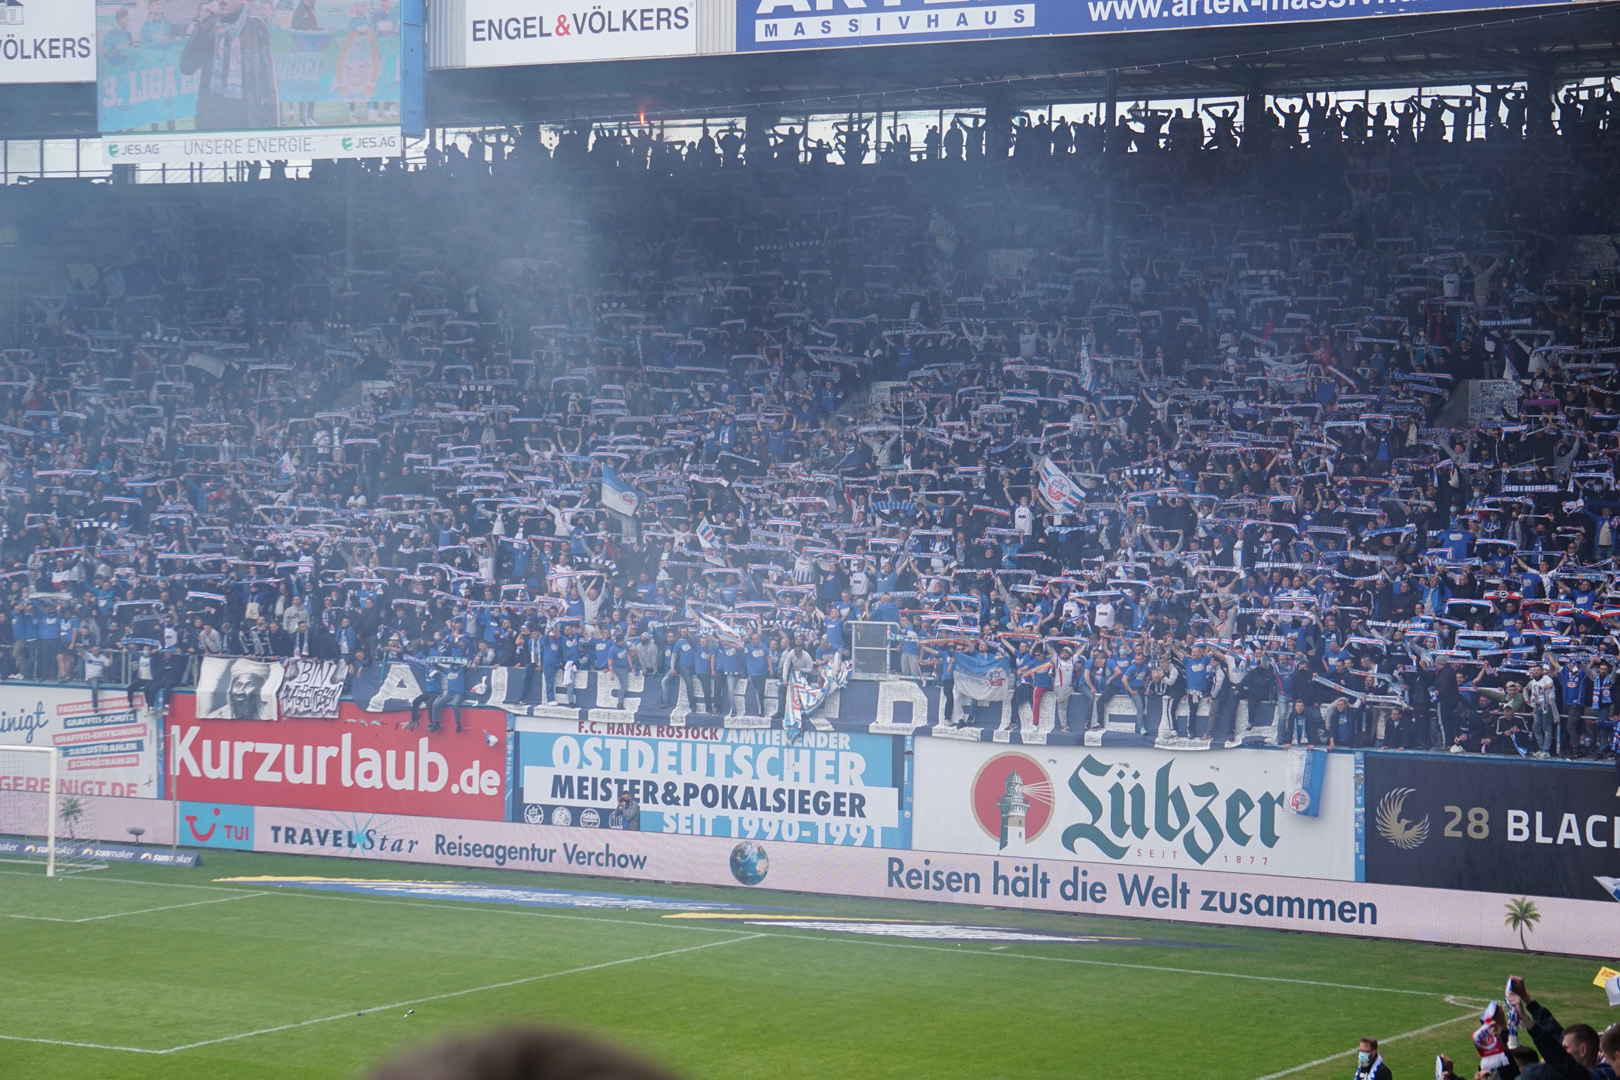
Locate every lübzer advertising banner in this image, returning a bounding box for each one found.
[911,740,1358,881]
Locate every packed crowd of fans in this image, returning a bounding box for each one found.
[1358,976,1620,1080]
[1,83,1619,770]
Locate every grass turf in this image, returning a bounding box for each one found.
[0,849,1608,1080]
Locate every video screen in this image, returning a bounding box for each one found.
[96,0,400,135]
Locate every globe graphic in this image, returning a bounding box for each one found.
[729,841,770,886]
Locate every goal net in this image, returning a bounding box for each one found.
[0,746,103,876]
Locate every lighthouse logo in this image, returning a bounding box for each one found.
[970,753,1054,849]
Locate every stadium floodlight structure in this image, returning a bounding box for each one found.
[0,745,68,877]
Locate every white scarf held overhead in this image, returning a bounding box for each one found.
[210,7,247,100]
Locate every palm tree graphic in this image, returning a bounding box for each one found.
[1504,897,1541,950]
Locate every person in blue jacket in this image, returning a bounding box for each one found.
[697,632,721,713]
[744,630,771,716]
[559,622,582,706]
[660,625,701,711]
[718,639,747,717]
[539,626,564,704]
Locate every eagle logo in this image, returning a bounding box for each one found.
[1375,787,1429,850]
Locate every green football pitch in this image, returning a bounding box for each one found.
[0,849,1607,1080]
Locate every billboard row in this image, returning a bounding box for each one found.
[462,0,697,65]
[1362,754,1620,905]
[911,739,1357,881]
[165,694,511,822]
[204,803,1614,957]
[513,716,908,847]
[733,0,1584,53]
[0,683,158,798]
[0,0,96,84]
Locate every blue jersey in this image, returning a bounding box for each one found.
[1557,665,1588,708]
[745,645,770,676]
[1184,656,1210,693]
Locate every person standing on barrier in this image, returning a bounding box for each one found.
[660,625,698,711]
[1124,643,1150,735]
[1077,643,1101,731]
[923,643,955,725]
[897,616,922,679]
[559,623,582,707]
[1527,662,1558,758]
[1583,659,1613,761]
[744,630,771,716]
[773,635,814,721]
[1177,641,1211,738]
[631,632,660,701]
[1550,653,1588,758]
[698,631,721,715]
[718,638,747,717]
[1048,642,1076,733]
[603,629,629,710]
[83,644,110,713]
[539,625,563,704]
[1004,639,1036,728]
[1432,654,1462,748]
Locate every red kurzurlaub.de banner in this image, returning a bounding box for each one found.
[166,693,508,821]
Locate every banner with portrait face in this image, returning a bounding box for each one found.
[196,656,284,720]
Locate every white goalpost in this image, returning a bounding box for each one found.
[0,744,94,878]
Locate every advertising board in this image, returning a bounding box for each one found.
[463,0,697,66]
[0,0,96,84]
[912,739,1357,880]
[95,0,403,164]
[0,791,181,845]
[513,716,907,848]
[233,804,1616,956]
[734,0,1583,54]
[1362,754,1620,903]
[165,693,510,821]
[0,684,158,798]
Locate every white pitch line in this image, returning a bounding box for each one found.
[157,933,765,1054]
[1249,1010,1479,1080]
[0,1034,162,1055]
[221,886,1450,998]
[246,886,753,933]
[68,891,269,923]
[0,933,764,1057]
[746,929,1444,996]
[0,868,259,893]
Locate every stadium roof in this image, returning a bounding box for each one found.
[2,1,1617,139]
